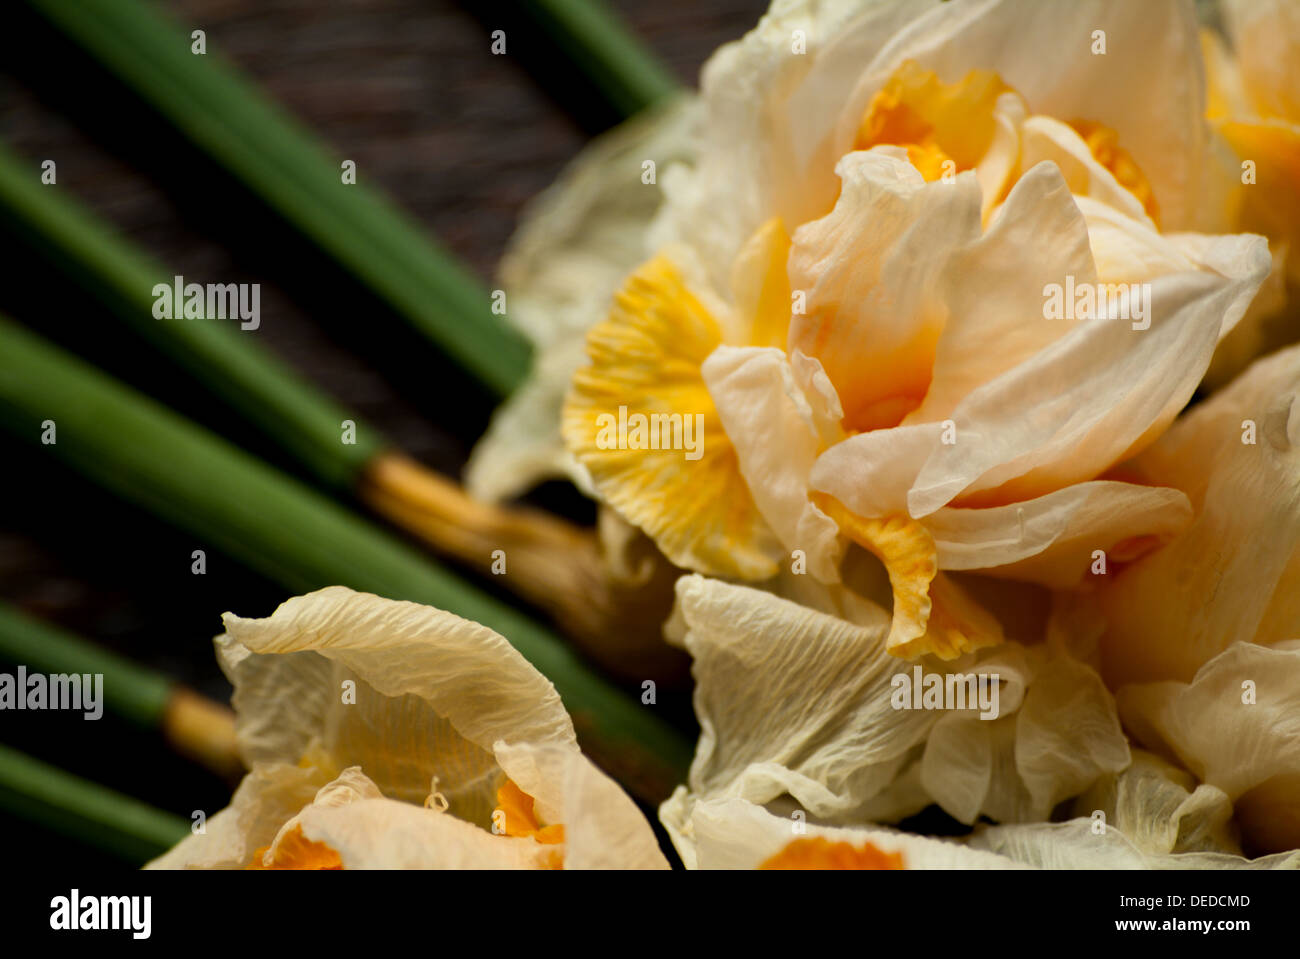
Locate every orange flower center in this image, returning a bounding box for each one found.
[760,837,906,870]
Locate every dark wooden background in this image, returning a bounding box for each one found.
[0,0,766,866]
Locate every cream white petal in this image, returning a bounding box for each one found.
[145,763,331,870]
[920,641,1130,824]
[702,345,844,581]
[673,796,1025,870]
[1016,116,1153,226]
[788,149,983,430]
[467,98,698,502]
[811,420,947,519]
[1073,194,1198,285]
[1222,0,1300,123]
[297,797,551,870]
[907,161,1098,424]
[1070,750,1239,857]
[218,586,576,820]
[1117,641,1300,854]
[660,0,940,288]
[672,573,937,821]
[926,480,1192,587]
[855,0,1209,229]
[906,233,1270,516]
[494,741,670,869]
[1096,345,1300,685]
[970,818,1300,869]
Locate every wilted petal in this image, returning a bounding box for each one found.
[970,818,1300,869]
[1097,345,1300,684]
[468,98,699,501]
[703,345,845,581]
[926,480,1191,587]
[218,586,576,822]
[1070,750,1239,857]
[1117,641,1300,854]
[146,763,329,870]
[668,795,1024,870]
[296,797,553,870]
[662,0,941,287]
[495,742,670,869]
[921,641,1130,823]
[906,233,1270,516]
[788,148,982,432]
[672,573,938,820]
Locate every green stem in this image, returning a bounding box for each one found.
[507,0,684,118]
[0,318,694,798]
[18,0,531,397]
[0,603,173,729]
[0,143,379,491]
[0,744,190,863]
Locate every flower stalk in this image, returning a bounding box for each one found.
[0,602,241,780]
[0,318,695,800]
[17,0,531,398]
[0,743,190,863]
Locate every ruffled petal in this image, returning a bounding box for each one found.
[660,0,941,287]
[920,641,1130,823]
[925,480,1191,587]
[1096,345,1300,685]
[905,232,1270,516]
[787,148,983,432]
[702,345,845,581]
[562,253,781,579]
[665,795,1023,870]
[145,763,329,870]
[907,161,1098,423]
[853,0,1209,229]
[1117,642,1300,854]
[671,573,937,821]
[218,586,576,821]
[494,742,670,869]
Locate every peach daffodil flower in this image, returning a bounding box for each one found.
[559,0,1270,662]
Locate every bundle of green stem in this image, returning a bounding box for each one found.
[0,140,683,681]
[2,0,693,850]
[0,603,240,781]
[0,317,694,802]
[0,744,189,862]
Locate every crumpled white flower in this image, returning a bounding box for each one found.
[147,586,668,870]
[659,573,1130,859]
[1116,642,1300,856]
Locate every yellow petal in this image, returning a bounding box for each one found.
[759,836,904,870]
[563,253,780,579]
[813,493,1003,660]
[729,217,793,350]
[1068,119,1161,224]
[856,60,1009,179]
[1216,117,1300,284]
